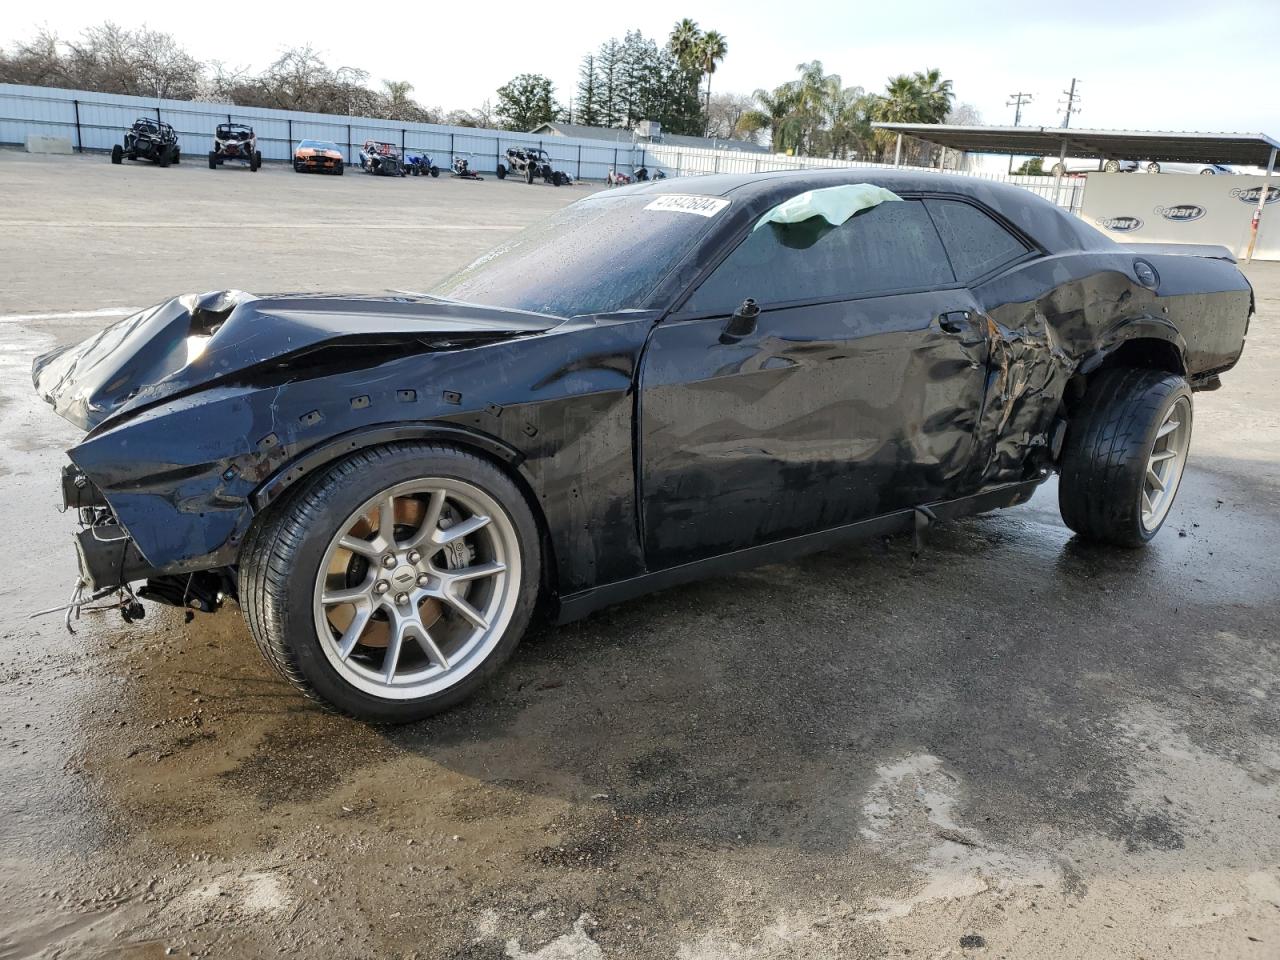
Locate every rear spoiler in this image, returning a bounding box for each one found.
[1122,242,1237,263]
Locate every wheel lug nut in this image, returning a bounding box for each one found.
[407,550,420,564]
[381,554,397,568]
[373,580,389,595]
[395,592,410,606]
[417,573,430,587]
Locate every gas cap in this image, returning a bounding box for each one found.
[1134,260,1159,289]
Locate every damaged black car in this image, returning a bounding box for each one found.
[33,169,1252,722]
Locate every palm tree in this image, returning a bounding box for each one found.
[746,83,801,154]
[696,31,728,135]
[668,19,702,69]
[912,68,954,123]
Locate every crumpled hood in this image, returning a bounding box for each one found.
[32,290,558,431]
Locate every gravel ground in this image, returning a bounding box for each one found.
[1,149,1277,960]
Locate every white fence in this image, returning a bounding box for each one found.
[0,82,1085,211]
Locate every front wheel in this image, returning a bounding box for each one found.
[1058,368,1193,547]
[1103,159,1121,173]
[1147,162,1161,174]
[496,163,507,179]
[240,443,541,723]
[1051,162,1065,177]
[111,144,123,164]
[209,151,218,170]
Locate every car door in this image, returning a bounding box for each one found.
[638,197,993,570]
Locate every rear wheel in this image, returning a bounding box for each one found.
[158,150,170,168]
[1058,368,1193,547]
[430,165,440,178]
[1103,159,1121,173]
[172,147,180,165]
[111,144,123,164]
[1147,162,1161,174]
[1051,162,1065,176]
[240,443,541,723]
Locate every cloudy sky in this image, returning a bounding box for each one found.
[3,0,1275,135]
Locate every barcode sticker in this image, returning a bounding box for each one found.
[644,195,730,217]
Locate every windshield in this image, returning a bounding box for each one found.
[428,193,728,317]
[300,140,336,150]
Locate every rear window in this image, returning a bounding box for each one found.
[684,199,954,314]
[924,199,1030,281]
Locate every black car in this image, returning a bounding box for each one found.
[32,169,1252,722]
[111,118,180,167]
[496,147,570,185]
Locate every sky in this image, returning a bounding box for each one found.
[3,0,1276,136]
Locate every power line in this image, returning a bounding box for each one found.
[1006,92,1032,127]
[1059,78,1081,129]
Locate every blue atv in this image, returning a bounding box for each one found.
[404,154,440,177]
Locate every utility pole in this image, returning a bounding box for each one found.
[1006,92,1032,173]
[1007,92,1032,127]
[1059,78,1081,129]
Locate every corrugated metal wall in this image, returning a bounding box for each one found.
[0,82,1084,209]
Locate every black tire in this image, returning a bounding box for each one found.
[1058,368,1193,547]
[158,150,170,168]
[111,144,123,164]
[172,147,180,165]
[294,159,302,173]
[496,163,507,179]
[336,163,344,176]
[240,442,542,723]
[251,151,261,172]
[430,165,439,178]
[525,164,535,184]
[208,151,218,170]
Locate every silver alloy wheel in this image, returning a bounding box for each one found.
[1141,396,1192,532]
[311,477,521,700]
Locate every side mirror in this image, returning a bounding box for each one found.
[720,298,760,344]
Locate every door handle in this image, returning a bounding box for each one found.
[937,310,971,334]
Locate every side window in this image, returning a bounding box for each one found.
[684,199,955,315]
[924,199,1030,282]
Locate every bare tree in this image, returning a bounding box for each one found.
[705,92,756,140]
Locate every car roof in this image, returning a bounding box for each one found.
[610,167,1108,253]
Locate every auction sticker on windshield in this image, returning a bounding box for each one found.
[644,195,730,217]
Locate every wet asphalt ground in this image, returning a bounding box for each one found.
[0,150,1277,959]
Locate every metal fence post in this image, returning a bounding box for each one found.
[72,99,82,153]
[613,147,617,174]
[495,137,500,170]
[287,118,292,152]
[401,128,405,157]
[450,132,455,159]
[347,124,352,164]
[155,106,162,124]
[577,144,582,179]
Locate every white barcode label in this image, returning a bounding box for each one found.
[644,195,730,217]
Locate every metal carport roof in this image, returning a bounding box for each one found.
[869,123,1280,167]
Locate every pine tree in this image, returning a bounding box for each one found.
[576,54,603,127]
[596,39,624,128]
